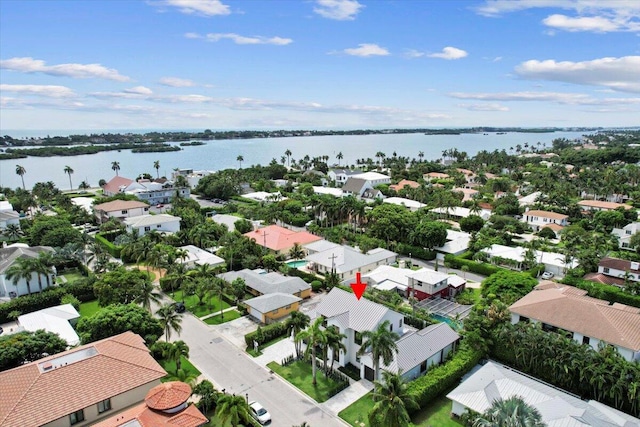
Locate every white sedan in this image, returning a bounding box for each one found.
[249,401,271,425]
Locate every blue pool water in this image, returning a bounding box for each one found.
[286,260,308,269]
[432,314,461,330]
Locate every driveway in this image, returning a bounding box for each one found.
[172,309,347,427]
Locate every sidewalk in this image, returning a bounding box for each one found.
[254,336,296,367]
[321,379,374,415]
[200,306,238,321]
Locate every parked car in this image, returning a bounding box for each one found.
[541,271,555,280]
[173,302,186,313]
[249,401,271,425]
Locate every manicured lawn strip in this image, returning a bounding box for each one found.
[204,310,242,325]
[266,360,343,403]
[173,290,230,317]
[412,394,463,427]
[338,392,374,426]
[246,334,288,357]
[159,356,201,378]
[78,300,100,318]
[59,270,84,284]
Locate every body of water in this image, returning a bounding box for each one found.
[0,131,586,190]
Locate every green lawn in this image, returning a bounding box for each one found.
[58,269,84,284]
[246,334,288,357]
[158,356,201,379]
[204,309,242,325]
[173,290,231,317]
[78,300,100,317]
[267,360,345,403]
[339,392,462,427]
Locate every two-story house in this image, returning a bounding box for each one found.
[407,269,451,300]
[522,209,569,233]
[612,222,640,251]
[0,332,167,427]
[0,244,55,300]
[123,213,181,237]
[93,200,150,223]
[328,169,362,187]
[509,282,640,361]
[594,257,640,286]
[102,176,190,205]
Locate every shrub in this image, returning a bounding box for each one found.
[60,294,80,310]
[94,233,122,258]
[244,321,289,347]
[395,243,436,261]
[562,276,640,308]
[444,254,505,276]
[310,280,323,292]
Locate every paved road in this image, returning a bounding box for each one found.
[173,309,346,427]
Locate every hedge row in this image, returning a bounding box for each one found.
[0,280,95,323]
[244,321,289,348]
[95,233,122,258]
[395,243,437,261]
[406,344,483,411]
[287,268,324,285]
[562,276,640,308]
[444,254,505,276]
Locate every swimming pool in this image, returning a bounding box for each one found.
[432,314,461,330]
[286,260,308,269]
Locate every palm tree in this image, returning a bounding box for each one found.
[285,149,292,167]
[286,311,310,358]
[325,327,346,373]
[15,165,26,190]
[135,280,162,312]
[418,151,424,161]
[165,368,198,388]
[63,165,74,190]
[153,160,160,179]
[216,393,251,427]
[336,151,343,166]
[237,155,244,169]
[473,396,545,427]
[295,317,327,385]
[288,242,305,260]
[369,371,418,427]
[156,303,183,342]
[111,161,120,176]
[6,257,36,295]
[163,340,190,372]
[357,320,399,381]
[211,278,228,319]
[2,223,23,241]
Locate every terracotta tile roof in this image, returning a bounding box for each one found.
[244,224,322,251]
[102,176,134,195]
[94,200,150,212]
[578,200,633,210]
[542,223,564,231]
[0,331,166,427]
[145,381,192,410]
[424,172,450,179]
[93,401,207,427]
[524,210,568,220]
[390,179,420,191]
[510,283,640,351]
[599,257,640,274]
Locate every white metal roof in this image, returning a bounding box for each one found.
[244,293,301,314]
[383,197,426,210]
[315,287,392,332]
[306,244,397,273]
[123,214,180,228]
[18,304,80,346]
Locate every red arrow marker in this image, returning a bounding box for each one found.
[350,272,366,300]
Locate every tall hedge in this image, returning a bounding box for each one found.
[395,243,436,261]
[244,322,289,348]
[94,233,122,258]
[562,275,640,308]
[444,254,506,276]
[406,344,483,410]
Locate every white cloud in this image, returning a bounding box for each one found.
[476,1,640,32]
[0,84,76,98]
[428,47,468,60]
[493,56,503,62]
[314,0,363,20]
[159,77,196,87]
[515,56,640,93]
[342,43,390,57]
[0,57,130,81]
[124,86,153,95]
[153,0,230,16]
[188,32,293,45]
[404,49,425,59]
[449,90,640,106]
[458,103,510,111]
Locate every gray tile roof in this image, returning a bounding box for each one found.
[0,245,54,274]
[0,211,20,221]
[123,213,181,227]
[447,361,640,427]
[315,287,391,332]
[244,293,301,313]
[373,323,459,374]
[306,245,397,274]
[221,269,310,296]
[342,178,368,195]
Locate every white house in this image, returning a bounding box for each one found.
[352,171,391,187]
[481,244,578,277]
[596,257,640,284]
[306,242,397,280]
[18,304,80,346]
[522,209,568,232]
[312,287,406,380]
[510,282,640,362]
[435,230,471,257]
[448,361,640,426]
[102,176,190,205]
[123,214,181,236]
[0,200,21,230]
[612,222,640,251]
[383,197,425,212]
[171,168,214,188]
[360,323,459,381]
[328,169,362,187]
[179,245,225,268]
[241,191,286,203]
[0,244,55,300]
[93,200,150,223]
[431,206,491,220]
[312,186,343,197]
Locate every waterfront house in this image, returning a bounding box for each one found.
[509,282,640,361]
[93,200,150,223]
[102,175,190,205]
[0,243,55,300]
[123,213,181,237]
[612,222,640,251]
[328,169,362,187]
[0,331,166,427]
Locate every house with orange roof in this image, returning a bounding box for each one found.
[389,179,420,192]
[102,175,190,206]
[423,172,450,183]
[578,199,633,212]
[92,381,208,427]
[510,282,640,362]
[452,187,479,202]
[0,331,167,427]
[522,209,569,233]
[244,224,322,255]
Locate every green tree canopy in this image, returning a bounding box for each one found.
[76,303,163,345]
[459,215,485,233]
[0,330,68,372]
[93,267,151,306]
[410,221,448,250]
[481,270,538,304]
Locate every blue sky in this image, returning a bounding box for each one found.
[0,0,639,132]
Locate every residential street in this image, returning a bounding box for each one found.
[170,307,347,427]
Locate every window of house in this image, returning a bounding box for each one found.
[354,332,362,345]
[389,323,393,331]
[97,398,111,413]
[582,336,590,345]
[156,224,161,228]
[272,308,279,314]
[603,267,610,273]
[285,304,291,310]
[626,230,632,235]
[121,210,128,214]
[420,360,427,372]
[144,226,151,232]
[398,319,403,328]
[69,409,85,425]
